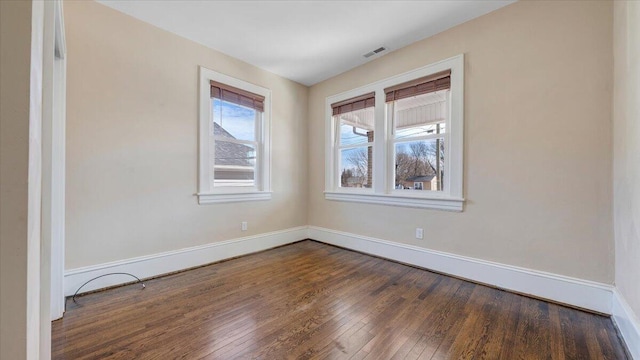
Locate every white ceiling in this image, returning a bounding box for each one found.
[97,1,515,86]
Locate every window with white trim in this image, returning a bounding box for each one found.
[325,55,464,211]
[333,93,375,189]
[198,67,271,204]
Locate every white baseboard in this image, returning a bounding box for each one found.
[308,226,613,314]
[64,226,308,296]
[613,289,640,359]
[63,224,635,354]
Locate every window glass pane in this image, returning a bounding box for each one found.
[393,89,448,139]
[212,98,256,142]
[394,138,444,191]
[336,107,374,146]
[340,146,372,188]
[213,141,255,187]
[339,123,374,146]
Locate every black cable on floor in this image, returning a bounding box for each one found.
[72,272,146,303]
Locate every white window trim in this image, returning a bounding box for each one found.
[325,54,464,212]
[197,66,272,204]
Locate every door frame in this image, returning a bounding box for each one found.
[42,0,66,322]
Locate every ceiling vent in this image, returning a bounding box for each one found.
[363,47,386,58]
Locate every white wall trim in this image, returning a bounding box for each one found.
[308,226,613,314]
[28,1,45,359]
[197,66,272,204]
[63,224,635,354]
[64,226,307,296]
[45,0,66,322]
[613,289,640,358]
[197,191,272,204]
[324,191,464,211]
[324,55,464,210]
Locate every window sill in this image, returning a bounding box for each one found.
[324,191,464,212]
[198,191,272,204]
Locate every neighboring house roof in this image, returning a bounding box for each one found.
[213,122,254,167]
[406,175,435,182]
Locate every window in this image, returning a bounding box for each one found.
[333,93,375,189]
[389,72,449,193]
[198,67,271,204]
[325,55,464,211]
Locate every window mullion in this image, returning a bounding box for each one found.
[255,111,261,190]
[333,115,340,189]
[338,142,373,151]
[393,132,447,144]
[386,102,395,194]
[373,90,387,194]
[213,137,257,146]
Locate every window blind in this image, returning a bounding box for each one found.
[210,81,265,112]
[331,92,375,116]
[384,70,451,102]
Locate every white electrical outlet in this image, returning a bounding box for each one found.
[415,228,424,239]
[241,221,248,231]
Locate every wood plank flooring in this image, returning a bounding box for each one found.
[52,240,629,359]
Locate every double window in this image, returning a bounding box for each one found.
[198,67,271,204]
[325,55,464,211]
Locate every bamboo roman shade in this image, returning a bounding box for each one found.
[384,70,451,103]
[210,81,265,112]
[331,92,375,116]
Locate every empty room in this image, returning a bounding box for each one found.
[1,0,639,359]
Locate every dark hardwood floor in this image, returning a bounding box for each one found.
[52,240,629,359]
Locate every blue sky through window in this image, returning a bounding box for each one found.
[213,98,256,141]
[339,124,371,146]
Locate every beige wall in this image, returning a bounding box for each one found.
[308,1,614,283]
[64,1,308,269]
[0,0,628,357]
[614,1,640,320]
[0,1,34,358]
[66,1,616,283]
